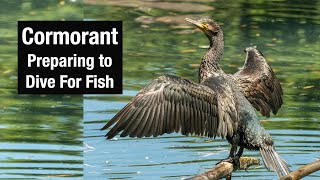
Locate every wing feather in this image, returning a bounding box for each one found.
[102,75,239,139]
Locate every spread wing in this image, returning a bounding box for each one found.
[102,75,238,139]
[233,47,283,117]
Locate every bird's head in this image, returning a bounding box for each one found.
[185,17,223,42]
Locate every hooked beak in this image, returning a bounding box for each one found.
[185,17,207,31]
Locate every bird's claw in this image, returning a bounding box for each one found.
[216,157,234,165]
[216,156,241,171]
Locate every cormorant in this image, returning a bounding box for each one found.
[101,18,289,177]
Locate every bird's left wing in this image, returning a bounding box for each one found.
[101,75,238,139]
[233,47,283,117]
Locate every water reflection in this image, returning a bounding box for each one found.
[0,94,83,178]
[0,1,83,179]
[84,0,320,179]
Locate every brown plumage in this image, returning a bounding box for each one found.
[233,46,283,117]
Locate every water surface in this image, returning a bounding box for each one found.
[83,0,320,179]
[0,1,83,179]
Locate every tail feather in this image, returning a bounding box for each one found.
[260,145,290,177]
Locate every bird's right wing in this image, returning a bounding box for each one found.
[102,75,238,139]
[233,47,283,117]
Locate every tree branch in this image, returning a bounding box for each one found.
[185,158,320,180]
[184,157,260,180]
[280,160,320,180]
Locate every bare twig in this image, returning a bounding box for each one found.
[184,157,260,180]
[280,160,320,180]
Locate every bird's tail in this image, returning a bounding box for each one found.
[260,145,290,177]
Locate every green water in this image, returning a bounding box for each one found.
[0,1,83,179]
[84,0,320,180]
[0,0,319,179]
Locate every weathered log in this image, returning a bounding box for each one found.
[185,157,260,180]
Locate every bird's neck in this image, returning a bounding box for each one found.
[199,33,224,82]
